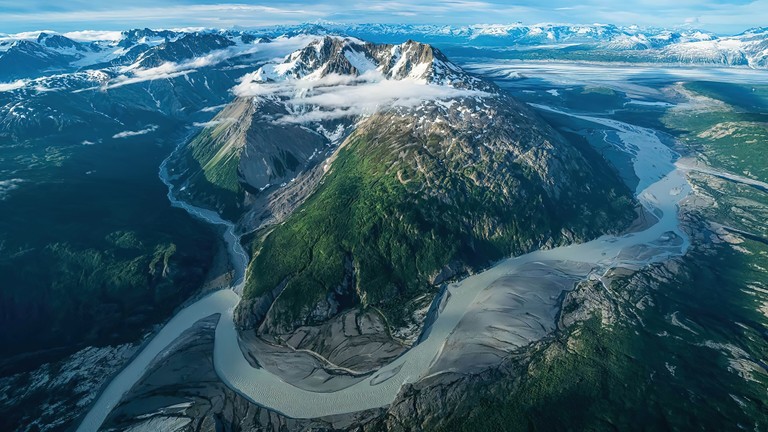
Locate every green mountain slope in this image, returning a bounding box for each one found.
[242,102,635,335]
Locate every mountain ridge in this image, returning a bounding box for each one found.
[2,22,768,84]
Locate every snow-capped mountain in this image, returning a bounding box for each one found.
[655,27,768,67]
[0,22,766,162]
[175,36,497,219]
[0,39,76,80]
[0,30,324,138]
[1,23,768,85]
[309,23,768,67]
[240,36,483,91]
[312,22,717,47]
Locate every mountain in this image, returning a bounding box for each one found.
[0,40,76,80]
[176,36,483,218]
[304,23,768,67]
[657,26,768,67]
[173,36,638,365]
[36,33,87,52]
[266,23,768,67]
[0,24,766,84]
[127,32,236,68]
[0,29,257,83]
[316,22,711,46]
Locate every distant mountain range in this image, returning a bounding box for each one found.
[2,23,765,151]
[0,23,767,84]
[331,23,768,67]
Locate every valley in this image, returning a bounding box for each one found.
[83,62,690,430]
[0,24,766,432]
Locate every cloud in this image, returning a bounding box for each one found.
[200,104,228,112]
[0,30,54,41]
[0,178,24,200]
[63,30,123,41]
[0,80,26,92]
[106,35,320,89]
[112,124,158,138]
[193,118,235,127]
[108,67,193,89]
[235,69,488,124]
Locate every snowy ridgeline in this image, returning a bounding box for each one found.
[0,23,767,89]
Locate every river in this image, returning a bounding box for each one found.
[77,105,692,430]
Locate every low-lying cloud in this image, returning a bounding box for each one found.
[0,178,24,200]
[193,118,235,128]
[0,80,27,92]
[234,70,487,124]
[112,124,158,138]
[107,35,320,89]
[63,30,124,41]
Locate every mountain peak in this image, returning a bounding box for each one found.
[37,32,86,51]
[118,28,178,48]
[247,37,473,87]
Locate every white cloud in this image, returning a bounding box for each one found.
[193,118,234,128]
[106,35,319,89]
[112,124,158,138]
[63,30,123,41]
[0,178,24,200]
[193,120,221,128]
[200,104,228,112]
[108,67,192,89]
[0,30,53,41]
[0,80,27,92]
[235,69,488,124]
[3,0,768,35]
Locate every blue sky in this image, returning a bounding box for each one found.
[1,0,765,34]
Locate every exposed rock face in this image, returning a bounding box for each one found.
[179,95,333,218]
[250,36,472,84]
[234,279,289,330]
